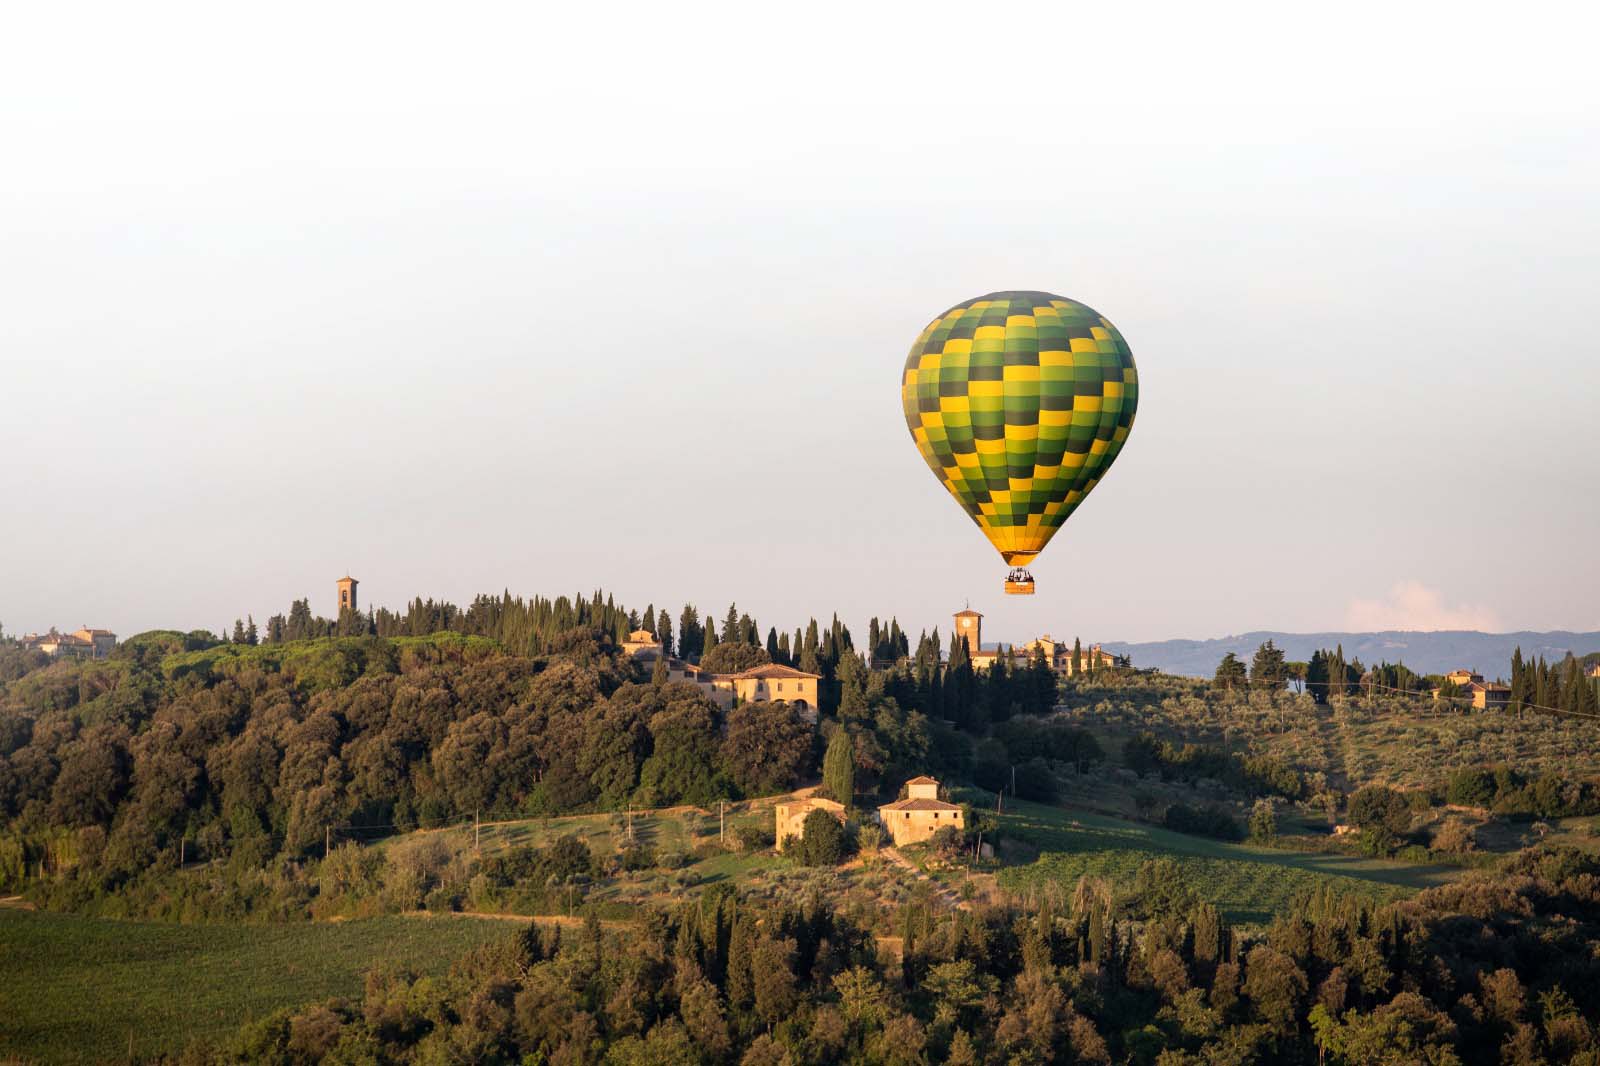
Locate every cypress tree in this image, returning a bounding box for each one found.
[658,611,674,657]
[678,605,701,661]
[726,914,754,1008]
[703,618,719,657]
[245,616,258,646]
[1072,637,1083,678]
[823,728,854,808]
[1509,647,1527,713]
[766,627,780,662]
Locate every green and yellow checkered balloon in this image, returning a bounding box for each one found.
[901,291,1139,578]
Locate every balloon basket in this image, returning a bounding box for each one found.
[1004,568,1035,595]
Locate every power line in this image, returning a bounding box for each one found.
[1227,676,1600,722]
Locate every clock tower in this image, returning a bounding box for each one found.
[953,608,982,658]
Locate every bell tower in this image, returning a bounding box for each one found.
[953,608,982,657]
[337,575,359,614]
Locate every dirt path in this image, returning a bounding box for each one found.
[881,848,969,911]
[0,894,36,910]
[398,909,631,929]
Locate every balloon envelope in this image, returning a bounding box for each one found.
[900,291,1138,567]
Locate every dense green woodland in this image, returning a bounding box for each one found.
[118,848,1600,1065]
[0,590,1082,907]
[5,594,1600,1063]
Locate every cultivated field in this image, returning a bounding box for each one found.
[990,799,1458,925]
[1060,678,1600,791]
[0,909,515,1064]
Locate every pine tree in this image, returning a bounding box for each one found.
[1306,650,1329,704]
[1214,652,1247,692]
[722,604,741,648]
[1250,640,1286,689]
[245,616,258,646]
[231,619,247,644]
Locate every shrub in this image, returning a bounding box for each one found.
[1248,799,1277,844]
[736,824,774,852]
[794,809,847,866]
[1348,786,1411,837]
[1164,803,1244,841]
[617,845,656,872]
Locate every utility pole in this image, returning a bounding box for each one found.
[475,810,481,851]
[325,825,330,859]
[1011,764,1016,797]
[179,838,185,867]
[626,804,633,844]
[719,800,725,844]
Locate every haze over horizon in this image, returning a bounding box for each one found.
[4,2,1597,644]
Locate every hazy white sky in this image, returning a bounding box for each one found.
[3,2,1597,645]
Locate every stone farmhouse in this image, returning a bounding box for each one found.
[877,776,965,846]
[773,795,846,851]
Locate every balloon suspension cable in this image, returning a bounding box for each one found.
[1004,568,1036,596]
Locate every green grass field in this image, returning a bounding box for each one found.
[0,910,516,1064]
[994,799,1458,924]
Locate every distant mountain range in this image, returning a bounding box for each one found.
[1098,630,1600,679]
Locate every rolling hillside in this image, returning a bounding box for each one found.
[1101,629,1600,678]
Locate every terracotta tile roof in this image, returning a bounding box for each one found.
[878,797,963,813]
[954,609,983,618]
[905,775,939,785]
[779,797,844,813]
[727,664,821,681]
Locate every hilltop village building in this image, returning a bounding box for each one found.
[624,642,821,720]
[21,627,116,660]
[1432,668,1511,711]
[773,795,846,851]
[953,609,1123,676]
[621,629,663,660]
[877,776,965,846]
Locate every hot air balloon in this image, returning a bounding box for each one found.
[901,291,1139,595]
